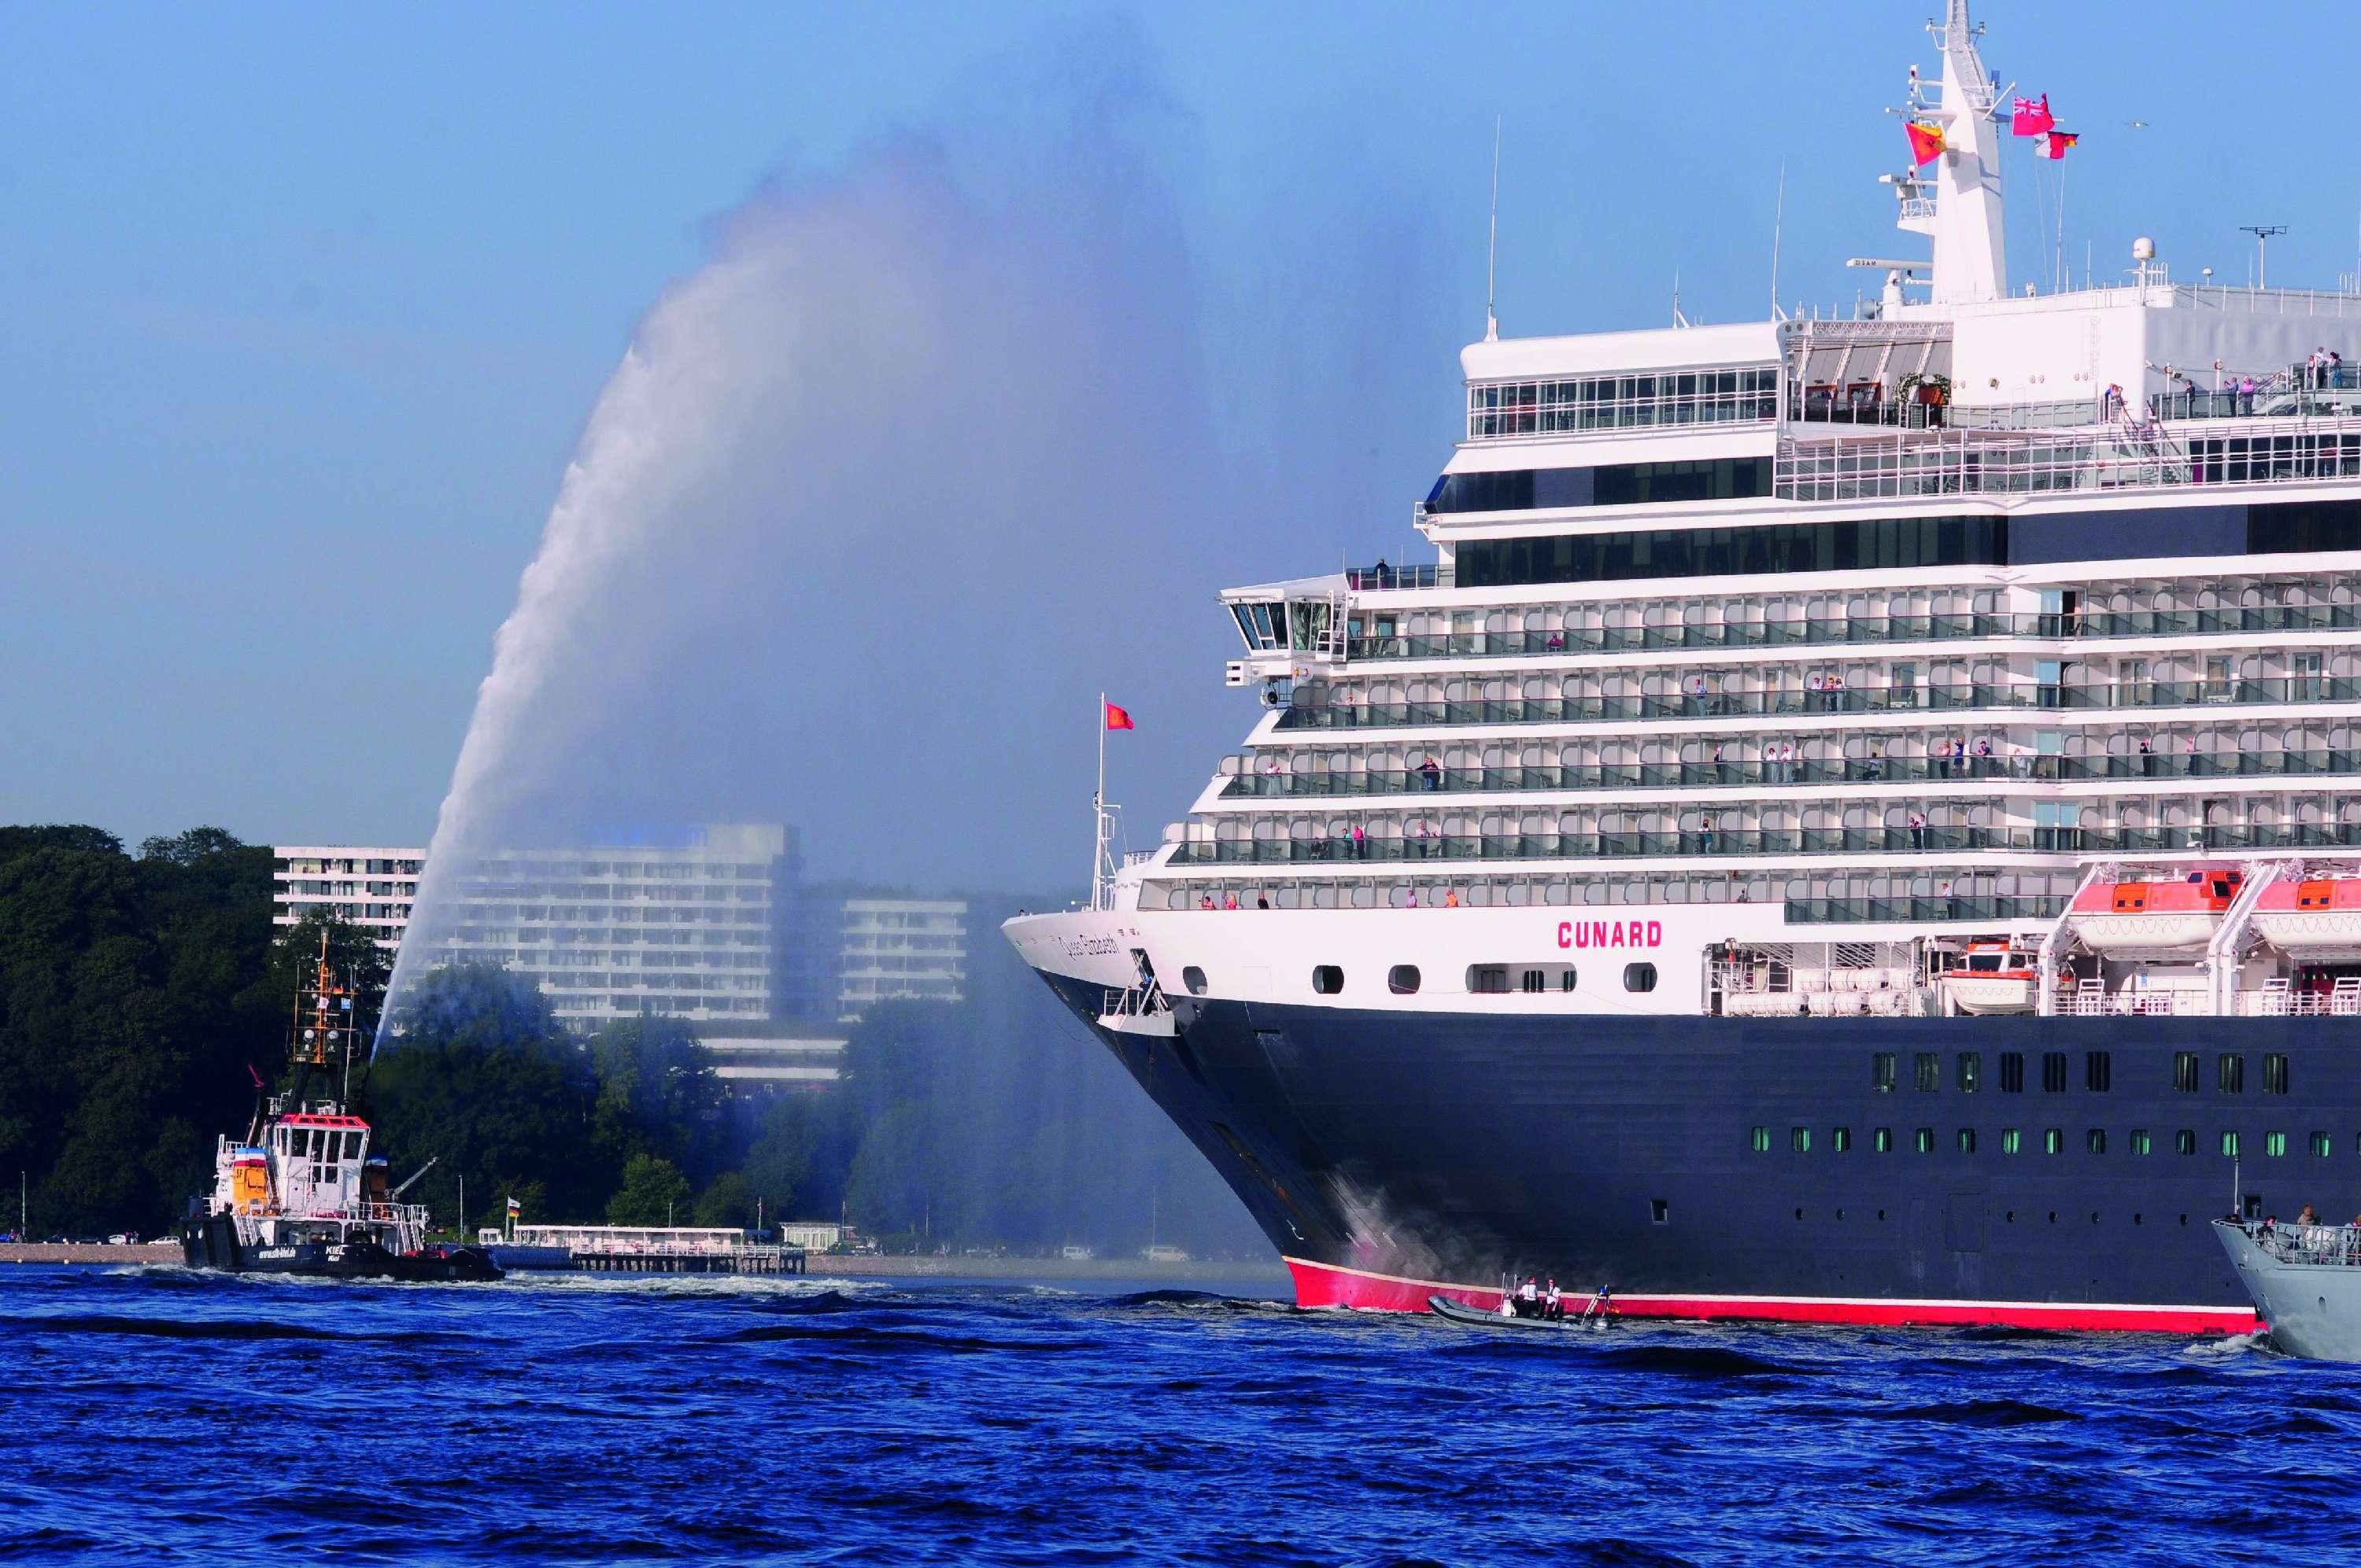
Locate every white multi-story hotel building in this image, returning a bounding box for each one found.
[273,847,423,951]
[835,898,969,1020]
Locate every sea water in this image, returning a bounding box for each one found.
[3,1264,2358,1564]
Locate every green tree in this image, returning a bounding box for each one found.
[587,1017,730,1187]
[741,1094,816,1220]
[693,1171,754,1229]
[607,1152,692,1227]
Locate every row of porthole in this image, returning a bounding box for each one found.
[1790,1208,2187,1227]
[1758,1126,2317,1158]
[1177,963,1661,997]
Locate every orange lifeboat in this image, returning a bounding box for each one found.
[2067,866,2244,955]
[2251,876,2361,961]
[1937,940,2039,1015]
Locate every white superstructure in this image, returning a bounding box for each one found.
[1014,0,2361,1031]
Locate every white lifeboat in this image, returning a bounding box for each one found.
[2252,876,2361,961]
[2066,867,2244,956]
[1937,941,2038,1015]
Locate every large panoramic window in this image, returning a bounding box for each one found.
[1426,457,1772,515]
[1466,365,1779,439]
[1450,514,2006,588]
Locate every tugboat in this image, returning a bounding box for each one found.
[179,935,501,1282]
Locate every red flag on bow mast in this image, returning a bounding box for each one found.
[1905,121,1946,168]
[1104,702,1135,731]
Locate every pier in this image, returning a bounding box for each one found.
[486,1223,807,1275]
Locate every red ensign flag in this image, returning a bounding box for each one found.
[1105,702,1135,731]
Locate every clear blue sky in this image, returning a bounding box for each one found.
[4,2,2355,885]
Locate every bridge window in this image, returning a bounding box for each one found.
[1387,965,1421,995]
[1623,963,1657,993]
[1311,965,1345,995]
[1999,1052,2024,1093]
[2219,1054,2245,1094]
[2174,1052,2200,1093]
[2264,1053,2289,1094]
[2086,1051,2112,1093]
[1872,1053,1897,1094]
[1182,966,1208,997]
[2042,1053,2068,1093]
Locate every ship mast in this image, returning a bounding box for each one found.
[1897,0,2008,304]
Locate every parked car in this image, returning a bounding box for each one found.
[1141,1245,1191,1264]
[106,1233,139,1246]
[1059,1245,1096,1261]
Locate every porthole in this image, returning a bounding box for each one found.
[1794,1208,1804,1220]
[1182,966,1208,997]
[1311,965,1344,995]
[1387,965,1421,995]
[1623,962,1658,993]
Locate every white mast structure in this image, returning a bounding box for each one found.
[1092,692,1118,912]
[1897,0,2008,305]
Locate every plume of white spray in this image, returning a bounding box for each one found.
[386,88,1208,1031]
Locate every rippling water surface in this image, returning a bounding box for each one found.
[6,1263,2360,1564]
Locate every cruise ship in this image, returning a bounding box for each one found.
[1007,2,2361,1332]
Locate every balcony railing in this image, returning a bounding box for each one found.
[1334,604,2361,662]
[1168,821,2361,869]
[1778,419,2361,504]
[1272,677,2361,732]
[1783,895,2065,925]
[1219,747,2361,801]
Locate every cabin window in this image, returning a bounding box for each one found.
[2130,1129,2152,1155]
[1956,1053,1981,1094]
[2001,1128,2021,1154]
[1998,1052,2024,1094]
[1311,965,1345,995]
[1522,968,1546,993]
[2263,1053,2289,1094]
[1831,1127,1852,1153]
[2085,1051,2112,1093]
[1791,1127,1811,1153]
[345,1131,364,1160]
[1874,1127,1894,1153]
[2086,1130,2107,1154]
[1469,965,1509,994]
[2313,1131,2332,1157]
[2265,1131,2287,1158]
[1957,1128,1976,1154]
[1387,965,1421,995]
[1872,1053,1897,1094]
[1914,1127,1934,1154]
[2221,1131,2241,1157]
[1560,970,1577,992]
[1750,1126,1770,1153]
[1651,1199,1670,1224]
[2041,1052,2067,1093]
[2044,1128,2064,1155]
[2174,1052,2200,1093]
[1914,1053,1939,1092]
[2178,1130,2197,1156]
[2219,1053,2245,1094]
[1182,966,1209,996]
[1623,963,1657,993]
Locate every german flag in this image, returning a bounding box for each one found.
[1906,121,1946,167]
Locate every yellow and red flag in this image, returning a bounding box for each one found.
[1906,121,1946,167]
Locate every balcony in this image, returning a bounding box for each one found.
[1219,747,2361,801]
[1270,675,2361,733]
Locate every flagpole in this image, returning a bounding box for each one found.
[1095,692,1107,912]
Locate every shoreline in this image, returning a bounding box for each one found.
[2,1244,173,1265]
[804,1253,1288,1286]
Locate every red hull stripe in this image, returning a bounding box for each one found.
[1282,1256,2257,1336]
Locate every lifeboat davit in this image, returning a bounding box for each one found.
[2067,867,2244,955]
[2251,876,2361,961]
[1938,940,2039,1015]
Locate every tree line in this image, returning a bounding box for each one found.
[0,825,1263,1256]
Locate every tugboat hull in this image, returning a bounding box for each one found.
[178,1217,501,1282]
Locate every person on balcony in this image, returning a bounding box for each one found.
[1418,756,1441,791]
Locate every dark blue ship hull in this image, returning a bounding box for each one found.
[1040,971,2351,1329]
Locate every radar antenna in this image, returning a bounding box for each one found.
[2240,224,2288,289]
[1485,116,1502,341]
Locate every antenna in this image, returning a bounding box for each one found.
[2240,224,2288,289]
[1672,267,1689,329]
[1769,157,1786,322]
[1485,116,1502,341]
